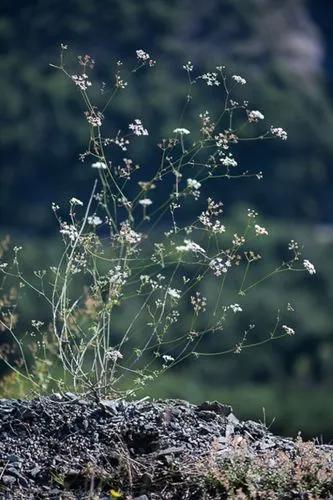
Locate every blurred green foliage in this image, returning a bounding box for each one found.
[0,0,332,439]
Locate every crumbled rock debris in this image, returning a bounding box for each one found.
[0,395,332,499]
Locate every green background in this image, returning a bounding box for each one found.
[0,0,332,441]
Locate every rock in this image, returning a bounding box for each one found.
[29,465,42,477]
[100,399,118,414]
[2,475,16,485]
[0,396,331,498]
[64,392,78,401]
[196,401,233,416]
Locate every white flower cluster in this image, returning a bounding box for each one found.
[191,292,207,316]
[255,224,268,236]
[199,198,224,232]
[162,354,174,364]
[199,111,215,138]
[167,288,181,300]
[247,209,258,218]
[183,61,193,72]
[119,221,142,245]
[282,325,295,336]
[209,257,231,276]
[221,155,238,168]
[303,259,316,275]
[176,239,206,255]
[85,111,103,127]
[129,119,148,136]
[200,72,220,86]
[229,303,242,313]
[92,161,107,170]
[232,75,246,85]
[187,178,201,199]
[60,222,79,241]
[118,158,138,179]
[115,72,128,89]
[232,233,246,246]
[108,266,128,289]
[139,198,153,207]
[88,215,102,226]
[215,132,230,150]
[270,126,287,141]
[136,49,150,61]
[70,197,83,206]
[71,73,92,91]
[105,349,123,361]
[173,128,190,135]
[187,178,201,190]
[248,110,264,123]
[106,134,129,151]
[139,274,165,293]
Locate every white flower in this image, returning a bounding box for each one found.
[183,61,193,72]
[85,111,103,127]
[167,288,181,300]
[60,222,79,241]
[282,325,296,336]
[88,215,102,226]
[129,119,148,136]
[70,197,83,206]
[190,292,207,315]
[139,198,153,207]
[162,354,174,363]
[119,221,142,245]
[136,49,150,61]
[209,257,231,276]
[173,128,190,135]
[229,303,242,313]
[303,259,316,275]
[248,110,264,123]
[270,126,287,140]
[187,178,201,190]
[221,156,238,168]
[92,161,107,169]
[176,239,206,254]
[200,72,220,86]
[255,224,268,236]
[105,349,123,361]
[211,221,226,234]
[71,73,92,91]
[232,75,246,85]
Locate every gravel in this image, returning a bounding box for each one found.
[0,395,332,499]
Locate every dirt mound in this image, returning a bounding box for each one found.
[0,395,332,499]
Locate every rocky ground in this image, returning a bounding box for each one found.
[0,395,332,499]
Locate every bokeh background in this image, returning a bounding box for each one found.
[1,0,332,440]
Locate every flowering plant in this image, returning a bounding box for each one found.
[0,47,315,399]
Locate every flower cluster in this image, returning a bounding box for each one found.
[85,110,103,127]
[200,72,220,86]
[71,73,92,91]
[303,259,316,275]
[270,126,288,140]
[209,257,231,276]
[129,119,148,136]
[232,75,246,85]
[176,239,206,255]
[248,110,264,123]
[119,221,142,245]
[191,292,207,316]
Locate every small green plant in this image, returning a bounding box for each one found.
[0,46,316,399]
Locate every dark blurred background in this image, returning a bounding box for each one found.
[0,0,332,440]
